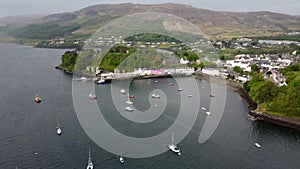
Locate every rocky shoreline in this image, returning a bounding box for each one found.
[249,111,300,130]
[195,73,300,130]
[55,66,73,74]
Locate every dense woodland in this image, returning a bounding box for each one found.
[243,64,300,118]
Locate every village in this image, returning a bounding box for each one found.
[61,34,300,86]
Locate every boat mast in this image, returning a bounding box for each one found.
[88,147,92,164]
[171,132,174,145]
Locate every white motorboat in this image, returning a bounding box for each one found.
[178,88,183,91]
[188,95,192,97]
[56,120,62,135]
[125,106,133,112]
[88,93,97,100]
[151,93,160,98]
[86,148,93,169]
[97,78,105,84]
[119,156,125,164]
[205,111,211,116]
[168,132,181,155]
[80,77,87,81]
[120,89,126,94]
[255,142,261,148]
[201,107,207,111]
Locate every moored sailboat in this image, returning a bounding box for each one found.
[168,132,181,155]
[56,120,62,135]
[86,148,93,169]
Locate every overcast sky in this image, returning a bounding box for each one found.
[1,0,299,18]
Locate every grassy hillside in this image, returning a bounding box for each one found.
[1,3,300,42]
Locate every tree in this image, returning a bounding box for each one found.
[219,55,225,61]
[251,64,259,73]
[186,52,198,62]
[199,62,205,70]
[233,66,244,74]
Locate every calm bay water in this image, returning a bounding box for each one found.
[0,43,299,169]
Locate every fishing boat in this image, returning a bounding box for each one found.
[125,106,133,112]
[35,95,41,103]
[151,93,160,98]
[120,89,126,94]
[88,93,97,100]
[168,132,181,155]
[188,95,192,97]
[255,142,261,148]
[128,95,134,99]
[56,120,62,135]
[170,83,174,86]
[86,148,93,169]
[210,94,215,97]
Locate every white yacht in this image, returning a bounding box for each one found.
[86,148,93,169]
[168,132,181,155]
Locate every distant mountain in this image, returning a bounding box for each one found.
[1,3,300,40]
[0,14,45,27]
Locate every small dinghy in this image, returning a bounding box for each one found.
[35,95,42,103]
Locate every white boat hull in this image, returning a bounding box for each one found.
[119,157,125,164]
[125,106,133,112]
[86,163,93,169]
[255,143,261,148]
[57,128,62,135]
[168,144,181,155]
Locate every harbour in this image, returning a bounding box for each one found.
[0,43,299,169]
